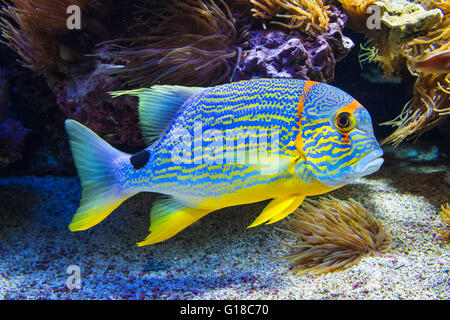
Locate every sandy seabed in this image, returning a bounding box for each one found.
[0,156,449,300]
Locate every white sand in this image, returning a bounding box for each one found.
[0,156,449,299]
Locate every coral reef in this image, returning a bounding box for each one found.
[246,0,332,35]
[274,197,392,275]
[337,0,442,39]
[52,62,144,146]
[335,0,376,32]
[381,0,449,145]
[435,203,450,242]
[98,0,353,86]
[97,0,250,87]
[0,0,354,153]
[0,0,145,147]
[348,0,443,76]
[0,0,92,74]
[376,0,443,43]
[337,0,448,145]
[236,5,352,82]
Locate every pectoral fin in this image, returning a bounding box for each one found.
[247,195,305,228]
[137,198,212,246]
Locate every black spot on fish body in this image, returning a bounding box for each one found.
[130,150,150,170]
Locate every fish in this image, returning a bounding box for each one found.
[410,49,450,74]
[64,78,384,246]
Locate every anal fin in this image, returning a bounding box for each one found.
[137,198,212,246]
[247,195,305,228]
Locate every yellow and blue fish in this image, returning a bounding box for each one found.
[65,78,384,246]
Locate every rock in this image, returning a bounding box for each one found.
[0,118,29,168]
[236,5,353,83]
[50,62,144,147]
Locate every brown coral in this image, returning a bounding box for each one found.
[336,0,449,146]
[97,0,249,87]
[381,0,449,146]
[274,197,392,275]
[335,0,376,32]
[245,0,332,34]
[0,0,91,73]
[435,203,450,242]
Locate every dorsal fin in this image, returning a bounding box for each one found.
[110,85,206,144]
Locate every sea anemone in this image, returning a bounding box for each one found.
[0,0,91,73]
[435,203,450,242]
[97,0,250,87]
[274,197,392,275]
[245,0,332,34]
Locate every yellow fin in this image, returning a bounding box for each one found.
[247,195,304,228]
[65,119,133,231]
[69,196,130,231]
[110,86,205,144]
[266,195,305,225]
[137,198,212,246]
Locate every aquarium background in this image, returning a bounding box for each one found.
[0,0,448,300]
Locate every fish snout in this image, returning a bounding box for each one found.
[353,149,384,177]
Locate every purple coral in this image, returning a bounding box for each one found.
[236,6,352,83]
[236,31,309,79]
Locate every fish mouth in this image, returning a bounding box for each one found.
[317,149,384,188]
[353,149,384,177]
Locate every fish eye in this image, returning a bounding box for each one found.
[335,112,356,133]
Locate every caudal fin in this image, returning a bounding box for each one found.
[65,120,132,231]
